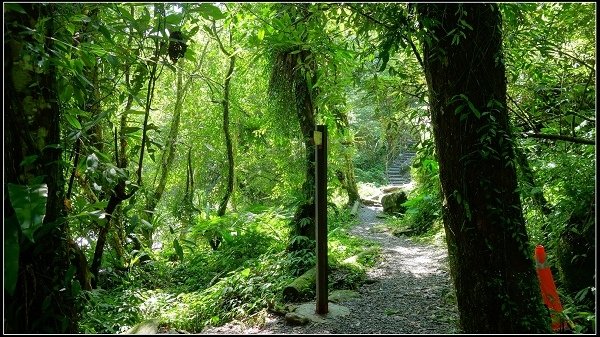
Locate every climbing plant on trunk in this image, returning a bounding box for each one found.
[211,20,237,218]
[416,3,550,333]
[268,4,319,250]
[4,3,78,332]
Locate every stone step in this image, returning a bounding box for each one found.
[386,151,416,186]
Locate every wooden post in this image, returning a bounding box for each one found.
[314,125,328,314]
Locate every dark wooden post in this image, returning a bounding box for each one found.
[315,124,328,314]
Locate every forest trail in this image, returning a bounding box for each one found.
[201,204,461,334]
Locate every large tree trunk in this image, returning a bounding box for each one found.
[416,4,550,333]
[268,4,318,253]
[290,49,318,247]
[4,4,77,332]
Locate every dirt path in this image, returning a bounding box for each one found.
[201,204,461,334]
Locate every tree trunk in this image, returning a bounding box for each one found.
[90,180,132,288]
[290,50,318,247]
[416,3,550,333]
[217,54,237,216]
[268,4,318,252]
[145,59,186,241]
[283,267,317,302]
[4,4,77,332]
[513,145,551,216]
[336,112,361,206]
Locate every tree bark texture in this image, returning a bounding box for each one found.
[336,112,361,207]
[417,3,550,333]
[290,50,318,246]
[217,55,237,216]
[4,4,77,332]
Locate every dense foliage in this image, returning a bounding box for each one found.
[4,2,595,334]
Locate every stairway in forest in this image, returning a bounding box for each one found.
[387,150,416,186]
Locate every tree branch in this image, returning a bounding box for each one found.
[521,132,595,145]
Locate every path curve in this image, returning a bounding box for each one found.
[202,205,461,334]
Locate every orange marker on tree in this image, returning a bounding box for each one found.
[534,244,569,332]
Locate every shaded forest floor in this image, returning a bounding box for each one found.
[200,204,461,334]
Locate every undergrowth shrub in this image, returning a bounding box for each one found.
[79,206,382,333]
[386,154,443,237]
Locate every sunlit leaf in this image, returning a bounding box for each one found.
[197,3,226,20]
[7,183,48,242]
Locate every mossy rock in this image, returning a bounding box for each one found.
[381,191,408,215]
[285,312,309,326]
[329,290,360,303]
[125,319,160,334]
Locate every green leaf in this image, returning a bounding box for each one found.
[141,219,153,230]
[165,13,182,25]
[123,126,141,134]
[65,112,82,129]
[71,279,82,297]
[240,268,251,278]
[98,25,114,44]
[70,14,91,24]
[20,155,38,167]
[5,3,26,14]
[4,215,20,295]
[459,19,473,30]
[188,25,200,38]
[468,101,481,118]
[257,29,265,41]
[65,265,77,284]
[173,239,184,261]
[197,4,226,20]
[7,183,49,242]
[60,84,74,102]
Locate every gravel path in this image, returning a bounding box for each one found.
[202,204,461,334]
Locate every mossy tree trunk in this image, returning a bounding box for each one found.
[291,49,318,245]
[4,4,77,332]
[213,25,237,218]
[416,3,550,333]
[269,4,319,252]
[336,112,361,207]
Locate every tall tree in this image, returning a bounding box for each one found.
[268,3,319,251]
[4,3,78,332]
[212,20,237,218]
[415,4,550,333]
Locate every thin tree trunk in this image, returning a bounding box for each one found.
[212,24,237,218]
[90,5,162,285]
[514,145,551,216]
[417,3,549,333]
[217,55,236,216]
[336,112,361,206]
[145,60,185,238]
